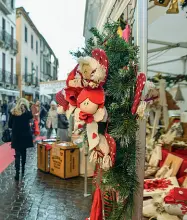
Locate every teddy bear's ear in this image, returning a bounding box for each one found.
[93,108,105,122]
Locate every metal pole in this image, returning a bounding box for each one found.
[132,0,147,219]
[84,140,91,197]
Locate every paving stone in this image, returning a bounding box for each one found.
[0,147,92,219]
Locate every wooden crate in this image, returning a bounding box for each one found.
[50,142,80,179]
[37,143,51,172]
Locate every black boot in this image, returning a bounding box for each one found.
[15,151,21,181]
[21,149,26,176]
[15,172,19,181]
[21,165,25,176]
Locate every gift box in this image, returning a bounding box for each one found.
[50,142,80,179]
[164,187,187,216]
[37,142,52,172]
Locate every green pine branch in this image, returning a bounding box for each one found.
[71,21,139,220]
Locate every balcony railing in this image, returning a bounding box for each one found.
[0,29,18,54]
[25,74,39,87]
[0,69,18,85]
[0,0,13,15]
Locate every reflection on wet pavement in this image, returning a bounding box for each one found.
[0,147,92,220]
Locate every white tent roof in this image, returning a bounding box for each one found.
[148,3,187,77]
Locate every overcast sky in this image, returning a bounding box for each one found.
[16,0,86,80]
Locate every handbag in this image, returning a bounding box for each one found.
[2,128,12,143]
[1,114,6,121]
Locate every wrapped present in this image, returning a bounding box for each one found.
[164,187,187,215]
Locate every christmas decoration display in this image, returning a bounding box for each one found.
[180,0,187,9]
[154,0,171,7]
[144,178,173,192]
[149,73,187,88]
[154,0,180,14]
[71,22,139,219]
[122,24,131,43]
[131,72,146,115]
[143,194,180,220]
[175,85,184,102]
[164,187,187,215]
[167,0,179,14]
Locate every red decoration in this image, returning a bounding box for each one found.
[91,48,108,87]
[178,175,187,186]
[164,188,187,214]
[64,87,82,107]
[131,73,146,115]
[122,24,131,43]
[92,133,97,139]
[77,88,105,109]
[88,187,103,220]
[56,90,69,111]
[79,111,94,124]
[105,133,116,166]
[144,178,172,192]
[78,124,83,129]
[66,64,82,88]
[45,144,52,151]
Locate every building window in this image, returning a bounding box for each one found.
[2,53,6,81]
[25,26,27,42]
[25,57,28,81]
[36,66,38,84]
[53,67,56,80]
[11,58,13,83]
[2,18,6,41]
[36,41,38,54]
[11,0,14,9]
[31,35,33,49]
[11,26,14,48]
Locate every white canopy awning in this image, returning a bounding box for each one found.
[148,3,187,77]
[0,88,20,96]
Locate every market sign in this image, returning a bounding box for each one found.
[40,80,66,95]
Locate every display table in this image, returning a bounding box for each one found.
[144,177,179,198]
[160,149,187,178]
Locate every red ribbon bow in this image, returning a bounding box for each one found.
[79,111,94,124]
[144,178,172,192]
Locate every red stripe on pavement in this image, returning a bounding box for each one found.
[0,143,15,173]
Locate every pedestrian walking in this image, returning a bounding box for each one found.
[1,100,8,126]
[8,99,16,122]
[57,107,69,141]
[8,98,33,181]
[31,100,40,121]
[46,101,57,138]
[1,112,6,127]
[40,103,47,128]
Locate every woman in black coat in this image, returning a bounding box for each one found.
[8,98,33,181]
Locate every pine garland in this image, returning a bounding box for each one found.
[71,22,139,220]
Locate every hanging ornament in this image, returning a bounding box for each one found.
[117,26,123,38]
[175,85,184,101]
[154,0,171,7]
[180,0,187,9]
[167,0,179,14]
[122,24,131,43]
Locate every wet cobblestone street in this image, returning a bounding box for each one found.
[0,146,92,220]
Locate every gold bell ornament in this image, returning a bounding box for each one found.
[154,0,171,7]
[167,0,179,14]
[117,26,123,38]
[175,84,184,102]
